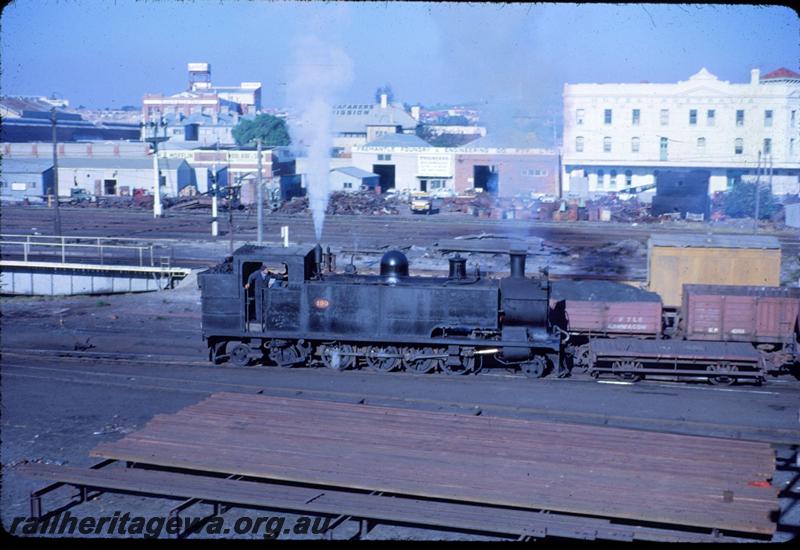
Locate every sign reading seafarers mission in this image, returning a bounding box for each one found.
[417,154,452,177]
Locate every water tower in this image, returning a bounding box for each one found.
[188,62,212,91]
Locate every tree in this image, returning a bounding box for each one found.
[232,114,291,147]
[374,84,395,105]
[721,182,779,220]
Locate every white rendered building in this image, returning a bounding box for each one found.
[562,68,800,196]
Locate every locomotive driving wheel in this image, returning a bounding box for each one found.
[441,353,475,375]
[404,347,443,374]
[706,363,738,386]
[611,360,643,382]
[365,346,401,372]
[520,356,547,379]
[321,344,356,371]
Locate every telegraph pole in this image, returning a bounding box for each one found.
[753,149,762,234]
[211,140,219,237]
[50,108,62,235]
[256,138,264,245]
[145,116,168,218]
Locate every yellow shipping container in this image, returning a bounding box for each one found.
[648,234,781,308]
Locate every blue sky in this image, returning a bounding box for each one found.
[1,1,797,114]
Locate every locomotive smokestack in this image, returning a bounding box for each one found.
[509,250,526,278]
[314,243,323,275]
[448,254,467,280]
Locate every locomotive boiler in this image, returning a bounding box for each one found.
[199,244,560,377]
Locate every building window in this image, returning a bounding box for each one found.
[707,109,716,126]
[697,137,706,151]
[597,170,605,188]
[610,169,618,188]
[576,109,584,126]
[625,170,633,187]
[343,181,353,189]
[575,136,584,152]
[604,109,612,125]
[632,109,640,126]
[764,110,773,127]
[734,138,743,155]
[660,109,669,126]
[763,138,771,155]
[790,138,795,156]
[792,110,796,127]
[736,110,744,127]
[660,137,668,161]
[522,169,548,177]
[689,110,697,126]
[603,136,612,152]
[631,137,640,153]
[377,154,392,161]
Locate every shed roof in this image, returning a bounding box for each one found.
[0,158,54,173]
[331,166,379,179]
[56,157,187,170]
[649,233,781,250]
[332,103,418,134]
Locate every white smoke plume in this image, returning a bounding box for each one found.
[286,36,354,242]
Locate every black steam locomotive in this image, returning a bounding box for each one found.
[198,244,560,377]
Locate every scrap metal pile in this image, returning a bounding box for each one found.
[272,191,402,216]
[441,193,654,223]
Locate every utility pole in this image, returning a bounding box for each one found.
[145,116,168,218]
[211,140,219,237]
[753,149,762,234]
[256,138,264,245]
[767,154,773,195]
[229,176,236,254]
[50,108,62,235]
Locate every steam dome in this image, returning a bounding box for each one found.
[380,250,409,282]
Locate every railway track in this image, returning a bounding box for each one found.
[3,347,800,446]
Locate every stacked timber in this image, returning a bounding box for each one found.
[91,393,778,536]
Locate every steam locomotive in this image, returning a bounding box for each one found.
[199,244,560,377]
[198,244,800,383]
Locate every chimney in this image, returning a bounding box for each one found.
[509,250,526,278]
[751,68,760,85]
[411,105,420,121]
[380,93,388,109]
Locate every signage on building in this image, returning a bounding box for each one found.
[417,154,452,177]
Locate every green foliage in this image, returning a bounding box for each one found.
[374,84,395,104]
[415,125,482,147]
[721,182,779,220]
[436,115,470,126]
[232,114,291,147]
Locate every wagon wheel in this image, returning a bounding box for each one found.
[707,363,738,386]
[365,346,401,372]
[321,344,356,371]
[611,360,643,382]
[521,356,547,379]
[441,352,475,375]
[227,342,251,367]
[404,347,445,374]
[573,345,592,371]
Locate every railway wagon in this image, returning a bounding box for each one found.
[551,280,798,383]
[199,244,560,377]
[549,280,663,369]
[681,284,800,370]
